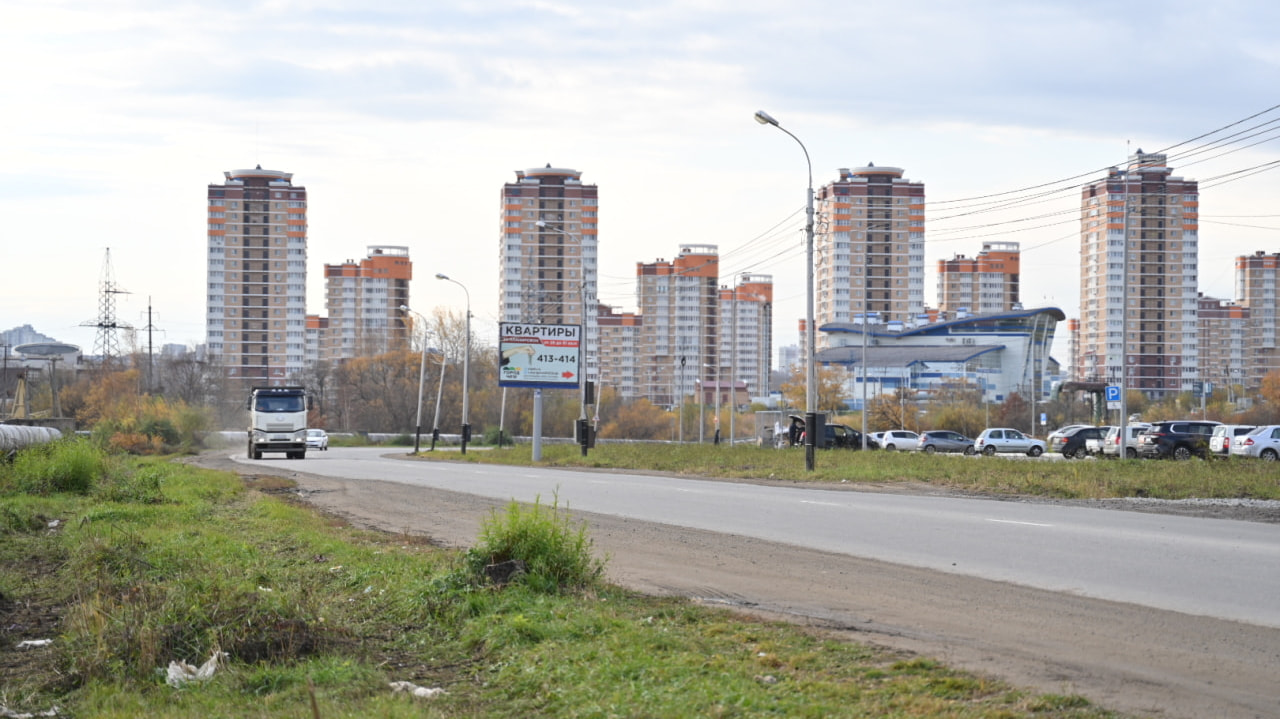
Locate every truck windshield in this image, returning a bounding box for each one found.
[255,396,305,413]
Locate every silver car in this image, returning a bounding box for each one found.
[305,428,329,451]
[1231,425,1280,460]
[916,430,976,455]
[975,428,1046,457]
[1100,423,1152,459]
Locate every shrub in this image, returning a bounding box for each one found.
[483,427,511,445]
[464,494,605,592]
[5,438,104,495]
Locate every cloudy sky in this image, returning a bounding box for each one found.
[3,0,1278,364]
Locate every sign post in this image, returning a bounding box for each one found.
[498,322,585,457]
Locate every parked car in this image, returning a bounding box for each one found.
[1230,425,1280,460]
[916,430,976,455]
[1136,420,1221,460]
[1046,424,1093,450]
[974,428,1046,456]
[1053,426,1108,459]
[1210,424,1255,457]
[1084,426,1115,457]
[1100,422,1152,459]
[305,428,329,451]
[821,423,879,450]
[878,430,920,451]
[786,415,880,450]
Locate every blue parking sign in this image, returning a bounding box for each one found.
[1105,385,1121,402]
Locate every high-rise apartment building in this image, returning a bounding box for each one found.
[499,166,599,385]
[595,304,643,400]
[635,245,720,408]
[1197,294,1248,394]
[206,166,308,386]
[814,165,924,348]
[1077,151,1199,398]
[1234,251,1280,388]
[322,246,412,362]
[937,242,1021,315]
[719,274,773,401]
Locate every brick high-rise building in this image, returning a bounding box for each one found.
[814,164,925,348]
[719,274,773,402]
[206,166,308,386]
[635,245,719,408]
[937,242,1021,315]
[322,246,412,362]
[595,304,643,400]
[499,166,599,385]
[1197,294,1248,395]
[1234,251,1280,389]
[1077,151,1199,398]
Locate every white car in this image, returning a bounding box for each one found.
[1210,424,1255,457]
[1231,425,1280,460]
[974,428,1046,457]
[1100,423,1152,459]
[878,430,920,451]
[305,429,329,451]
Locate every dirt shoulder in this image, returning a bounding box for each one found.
[190,452,1280,719]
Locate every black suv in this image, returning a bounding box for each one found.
[1136,420,1221,460]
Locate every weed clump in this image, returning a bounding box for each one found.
[1,438,104,495]
[464,495,605,593]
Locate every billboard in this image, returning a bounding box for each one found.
[498,322,582,389]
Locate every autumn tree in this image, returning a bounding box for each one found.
[778,364,849,415]
[601,397,672,440]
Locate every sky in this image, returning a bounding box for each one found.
[2,0,1278,365]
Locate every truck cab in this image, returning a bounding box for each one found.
[247,386,309,459]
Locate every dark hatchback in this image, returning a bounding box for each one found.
[1137,420,1221,460]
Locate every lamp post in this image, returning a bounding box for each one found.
[399,304,429,454]
[534,219,591,450]
[436,273,471,454]
[755,109,817,471]
[429,346,446,451]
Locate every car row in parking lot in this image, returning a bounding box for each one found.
[779,417,1280,460]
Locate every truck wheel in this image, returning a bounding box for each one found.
[1172,445,1192,461]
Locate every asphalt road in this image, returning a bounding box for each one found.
[241,447,1280,629]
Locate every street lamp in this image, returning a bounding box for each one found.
[436,273,471,454]
[755,109,817,471]
[399,304,429,454]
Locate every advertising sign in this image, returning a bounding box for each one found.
[498,322,582,389]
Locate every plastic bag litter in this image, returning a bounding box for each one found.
[165,651,228,687]
[388,681,445,699]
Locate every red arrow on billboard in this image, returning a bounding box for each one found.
[562,371,576,378]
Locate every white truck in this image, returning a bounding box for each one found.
[246,386,309,460]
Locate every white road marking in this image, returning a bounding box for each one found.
[985,518,1053,527]
[800,500,844,507]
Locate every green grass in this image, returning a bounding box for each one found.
[0,440,1128,717]
[418,442,1280,501]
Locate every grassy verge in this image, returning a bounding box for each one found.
[0,439,1124,717]
[417,442,1280,501]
